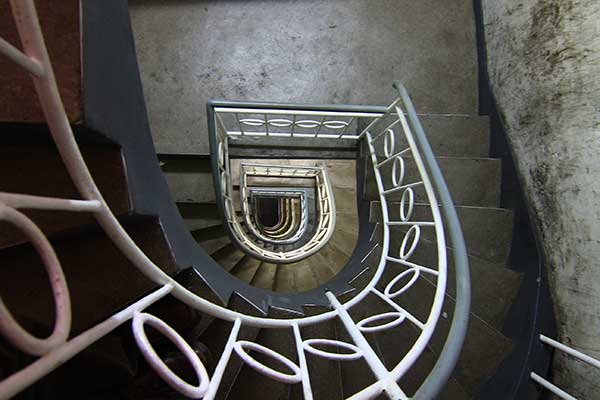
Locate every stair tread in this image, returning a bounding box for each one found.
[318,243,351,274]
[274,264,299,293]
[225,326,296,400]
[0,144,130,249]
[251,262,278,290]
[331,186,359,214]
[370,200,515,264]
[390,235,522,330]
[378,270,513,395]
[231,256,262,283]
[0,218,177,334]
[197,235,231,255]
[418,114,489,158]
[323,159,356,190]
[290,321,344,400]
[199,318,261,400]
[305,252,337,285]
[372,320,471,399]
[366,156,502,207]
[334,316,380,398]
[176,202,222,231]
[374,114,490,158]
[212,245,247,272]
[336,212,360,237]
[163,170,215,203]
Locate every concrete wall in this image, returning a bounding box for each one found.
[481,0,600,397]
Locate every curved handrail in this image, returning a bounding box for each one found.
[389,82,471,399]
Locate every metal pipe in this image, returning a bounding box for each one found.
[540,335,600,369]
[530,372,577,400]
[0,36,45,76]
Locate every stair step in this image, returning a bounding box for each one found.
[160,155,215,203]
[372,322,470,399]
[335,297,383,397]
[331,186,358,214]
[323,159,356,190]
[378,270,513,395]
[290,320,344,400]
[329,229,357,257]
[176,202,222,231]
[251,262,278,290]
[0,218,177,335]
[339,292,470,398]
[318,243,351,274]
[377,114,490,158]
[275,260,319,293]
[212,244,247,272]
[163,170,215,203]
[343,285,470,397]
[225,326,297,400]
[366,156,501,207]
[195,235,231,255]
[0,143,130,249]
[274,264,299,292]
[390,235,522,330]
[199,318,261,400]
[336,212,360,237]
[370,201,514,264]
[305,252,337,284]
[230,256,262,283]
[437,300,512,396]
[191,224,227,242]
[142,295,203,345]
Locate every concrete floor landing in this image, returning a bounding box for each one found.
[129,0,478,155]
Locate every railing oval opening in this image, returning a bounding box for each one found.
[0,205,71,356]
[357,312,406,333]
[234,340,302,384]
[132,312,210,398]
[303,338,363,361]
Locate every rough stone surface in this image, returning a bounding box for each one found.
[129,0,478,154]
[482,1,600,397]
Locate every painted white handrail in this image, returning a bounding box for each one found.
[0,2,458,398]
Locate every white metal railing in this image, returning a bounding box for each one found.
[217,159,337,263]
[214,106,374,139]
[207,98,452,398]
[242,168,310,242]
[0,2,465,399]
[530,334,600,400]
[244,187,309,245]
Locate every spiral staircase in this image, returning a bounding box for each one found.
[0,1,570,399]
